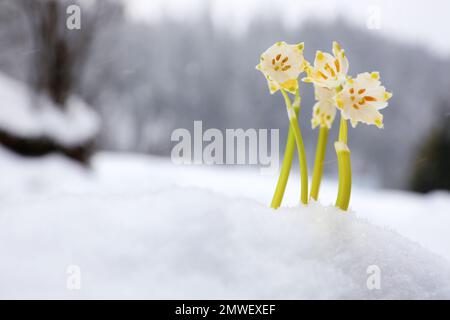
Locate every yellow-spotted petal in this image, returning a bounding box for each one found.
[266,79,281,94]
[311,85,337,129]
[303,41,349,89]
[336,72,391,128]
[257,41,306,94]
[311,99,337,129]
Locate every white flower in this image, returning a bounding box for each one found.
[335,72,392,128]
[256,41,306,94]
[311,86,337,129]
[303,41,349,89]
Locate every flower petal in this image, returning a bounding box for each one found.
[337,72,391,128]
[306,42,349,89]
[311,99,337,129]
[257,41,306,91]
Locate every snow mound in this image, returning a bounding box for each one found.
[1,186,449,299]
[0,72,99,146]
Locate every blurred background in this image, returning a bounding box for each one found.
[0,0,449,193]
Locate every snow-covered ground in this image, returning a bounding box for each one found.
[0,72,99,146]
[0,147,449,299]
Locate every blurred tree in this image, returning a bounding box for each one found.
[0,0,122,163]
[19,0,122,107]
[410,102,450,193]
[21,0,92,107]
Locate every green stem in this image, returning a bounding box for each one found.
[271,90,300,209]
[270,109,299,209]
[280,89,308,205]
[310,126,329,201]
[335,117,352,210]
[338,116,348,144]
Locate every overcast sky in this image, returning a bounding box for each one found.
[122,0,450,58]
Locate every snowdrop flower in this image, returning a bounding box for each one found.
[303,41,349,89]
[311,86,337,129]
[335,72,392,128]
[256,41,306,94]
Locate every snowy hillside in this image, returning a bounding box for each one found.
[1,148,449,299]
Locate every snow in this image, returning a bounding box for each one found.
[1,148,450,299]
[0,72,99,146]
